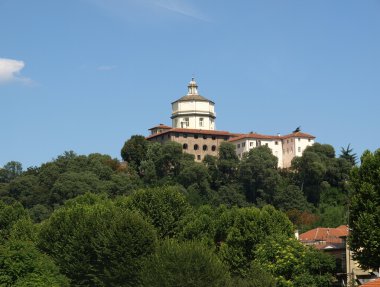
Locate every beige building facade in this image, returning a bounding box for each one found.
[229,132,315,168]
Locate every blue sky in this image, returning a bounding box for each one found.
[1,0,379,168]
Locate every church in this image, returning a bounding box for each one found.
[147,78,315,168]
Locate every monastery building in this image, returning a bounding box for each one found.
[147,79,315,168]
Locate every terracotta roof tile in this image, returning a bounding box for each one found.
[361,278,380,286]
[299,226,348,245]
[148,124,172,130]
[146,128,240,140]
[228,133,281,142]
[281,131,315,139]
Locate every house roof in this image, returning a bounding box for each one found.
[360,278,380,286]
[282,131,316,139]
[146,128,240,140]
[228,133,281,142]
[148,124,172,130]
[299,225,348,244]
[228,131,315,142]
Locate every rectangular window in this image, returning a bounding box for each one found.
[183,134,187,138]
[197,155,201,160]
[250,142,253,146]
[298,138,301,141]
[199,118,204,127]
[298,147,301,152]
[237,144,240,148]
[308,139,311,142]
[242,142,246,147]
[185,118,189,127]
[265,143,268,146]
[175,133,179,138]
[275,141,278,145]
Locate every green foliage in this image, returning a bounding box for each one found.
[216,205,294,276]
[213,184,248,208]
[217,142,239,185]
[0,161,23,183]
[238,146,281,204]
[339,144,357,166]
[0,240,69,286]
[254,236,335,287]
[177,205,218,246]
[38,194,157,287]
[125,186,190,238]
[120,135,149,167]
[9,217,38,242]
[157,141,184,178]
[349,149,380,270]
[140,240,231,287]
[292,143,351,205]
[0,201,29,243]
[50,171,102,206]
[274,185,310,212]
[7,175,46,208]
[231,262,276,287]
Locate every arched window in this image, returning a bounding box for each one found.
[203,145,208,151]
[194,144,199,150]
[211,145,216,151]
[183,143,188,150]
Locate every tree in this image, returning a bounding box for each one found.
[0,200,29,243]
[38,194,157,286]
[349,149,380,270]
[238,146,281,204]
[274,185,310,212]
[124,186,190,238]
[140,240,231,287]
[231,262,276,287]
[0,161,23,183]
[0,240,69,286]
[254,236,335,287]
[216,205,293,276]
[213,184,248,208]
[339,144,357,167]
[156,141,184,178]
[217,142,239,185]
[120,135,149,168]
[50,171,102,206]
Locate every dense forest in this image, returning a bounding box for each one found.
[0,136,378,287]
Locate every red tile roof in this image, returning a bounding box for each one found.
[228,131,315,142]
[146,128,240,140]
[228,133,281,142]
[281,131,315,139]
[361,278,380,286]
[299,225,348,244]
[148,124,172,130]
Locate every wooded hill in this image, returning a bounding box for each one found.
[0,137,378,287]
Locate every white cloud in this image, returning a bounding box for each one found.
[0,58,31,84]
[84,0,210,23]
[153,0,210,22]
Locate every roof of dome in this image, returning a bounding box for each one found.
[172,78,214,104]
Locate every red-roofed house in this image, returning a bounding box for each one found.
[361,278,380,286]
[300,226,377,286]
